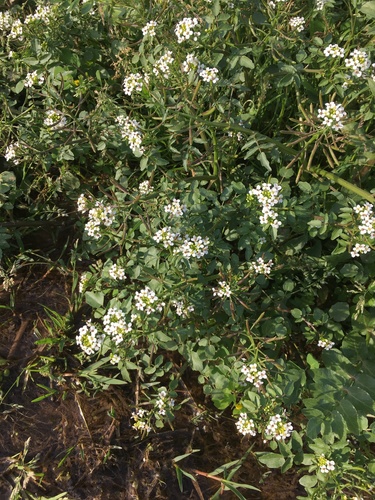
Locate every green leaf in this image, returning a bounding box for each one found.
[329,302,350,322]
[257,452,285,468]
[299,475,318,488]
[85,291,104,308]
[239,56,254,69]
[338,399,361,435]
[346,386,375,415]
[191,351,204,372]
[360,1,375,18]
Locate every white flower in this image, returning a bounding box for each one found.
[318,455,335,473]
[236,413,257,436]
[78,272,90,293]
[76,320,104,355]
[177,235,210,259]
[134,286,165,315]
[182,53,201,73]
[138,180,153,195]
[153,226,180,248]
[248,183,283,228]
[0,11,12,31]
[116,115,145,154]
[175,17,200,43]
[153,51,174,79]
[5,142,20,164]
[77,194,89,213]
[44,109,67,130]
[265,414,293,441]
[250,257,273,275]
[25,71,44,88]
[123,72,149,96]
[198,66,219,83]
[132,408,152,433]
[212,281,232,298]
[109,263,126,280]
[84,200,116,239]
[316,0,329,9]
[164,199,187,217]
[289,16,305,32]
[103,308,132,345]
[318,338,335,350]
[155,389,175,417]
[142,20,157,38]
[317,102,347,131]
[9,19,23,40]
[350,243,371,258]
[241,362,267,389]
[324,44,345,58]
[24,5,53,24]
[345,49,371,78]
[171,300,194,317]
[109,353,121,365]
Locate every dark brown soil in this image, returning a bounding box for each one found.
[0,267,306,499]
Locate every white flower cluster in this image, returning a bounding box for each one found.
[318,338,335,350]
[198,66,219,84]
[171,300,194,317]
[248,183,283,228]
[176,235,210,259]
[318,455,335,473]
[103,307,132,345]
[236,413,257,436]
[78,272,90,293]
[85,200,116,239]
[182,53,201,73]
[109,353,121,365]
[132,408,152,434]
[155,389,175,416]
[116,115,144,154]
[138,180,153,195]
[265,414,293,441]
[25,71,44,88]
[350,243,371,258]
[76,320,104,355]
[142,20,157,38]
[0,11,12,31]
[316,0,329,9]
[44,109,67,130]
[24,5,53,25]
[241,363,267,389]
[289,16,305,32]
[5,142,20,164]
[317,102,347,131]
[10,19,23,40]
[175,17,200,43]
[164,199,187,217]
[153,226,180,248]
[250,257,273,275]
[122,72,149,96]
[353,203,375,239]
[134,286,165,315]
[323,44,345,59]
[345,49,371,78]
[77,194,90,213]
[153,51,174,79]
[109,263,126,280]
[212,281,232,299]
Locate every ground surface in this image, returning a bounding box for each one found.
[0,268,306,499]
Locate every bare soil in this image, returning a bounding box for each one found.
[0,268,305,499]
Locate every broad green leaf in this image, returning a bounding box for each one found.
[299,475,318,488]
[338,399,361,435]
[256,452,285,468]
[329,302,350,322]
[85,291,104,308]
[360,1,375,18]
